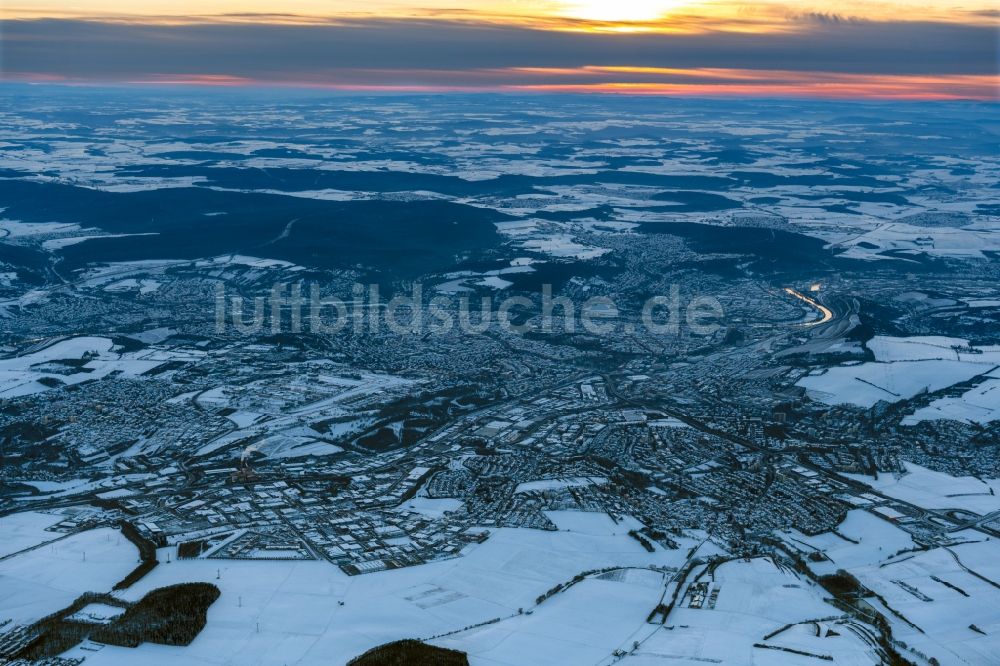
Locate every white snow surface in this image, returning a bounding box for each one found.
[59,516,699,665]
[846,462,1000,516]
[0,510,65,558]
[0,527,137,625]
[796,359,987,408]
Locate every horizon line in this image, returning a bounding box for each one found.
[4,76,998,102]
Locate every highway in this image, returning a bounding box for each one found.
[783,287,834,326]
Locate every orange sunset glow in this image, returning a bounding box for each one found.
[1,0,997,98]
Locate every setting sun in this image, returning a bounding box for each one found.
[0,0,996,98]
[558,0,688,22]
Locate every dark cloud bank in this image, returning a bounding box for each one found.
[1,17,997,84]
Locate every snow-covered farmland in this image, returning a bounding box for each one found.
[846,462,1000,516]
[0,527,137,625]
[831,222,1000,261]
[838,537,1000,665]
[867,336,975,362]
[66,602,127,624]
[904,372,1000,425]
[780,480,1000,666]
[781,509,917,573]
[396,497,464,518]
[60,514,699,665]
[797,360,987,408]
[515,476,609,494]
[797,336,1000,409]
[0,510,66,558]
[0,336,201,399]
[435,570,666,665]
[622,557,879,665]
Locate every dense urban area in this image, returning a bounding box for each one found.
[1,92,998,665]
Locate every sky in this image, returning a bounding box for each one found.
[1,0,998,99]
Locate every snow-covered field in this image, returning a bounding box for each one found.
[797,359,986,408]
[779,464,1000,666]
[782,509,917,573]
[514,476,608,494]
[868,336,973,362]
[396,497,465,518]
[0,510,66,558]
[846,462,1000,516]
[904,372,1000,425]
[3,495,996,665]
[66,602,127,624]
[543,510,643,535]
[0,510,889,665]
[797,336,1000,409]
[832,222,1000,260]
[623,557,878,665]
[435,571,666,665]
[0,336,201,399]
[841,537,1000,665]
[0,527,137,625]
[56,513,697,665]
